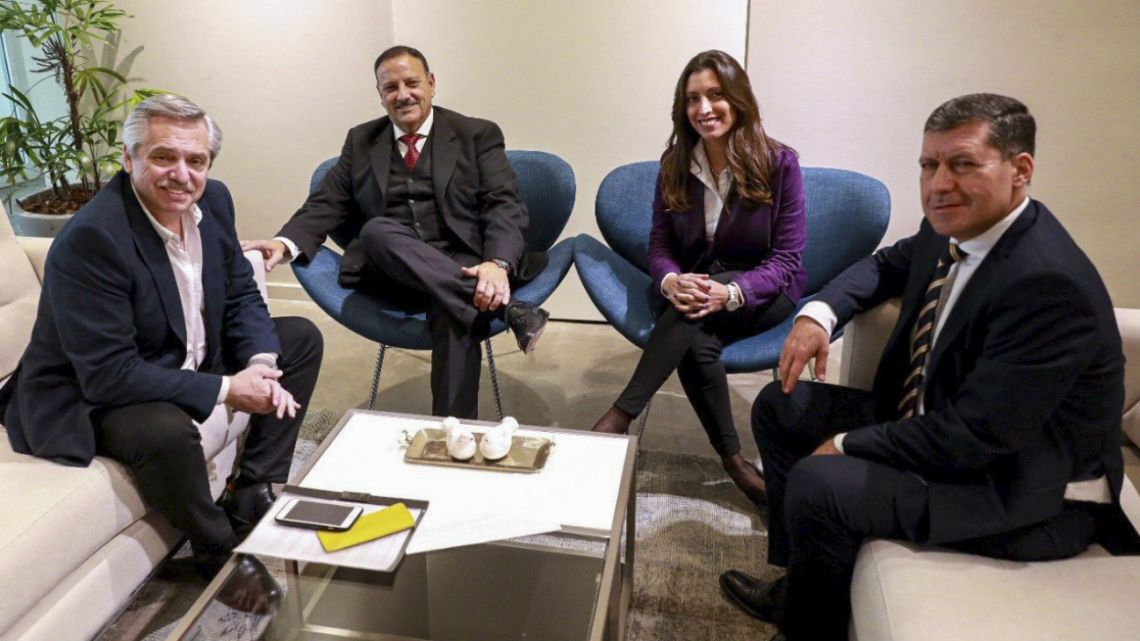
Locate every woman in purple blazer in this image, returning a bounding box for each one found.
[592,50,806,506]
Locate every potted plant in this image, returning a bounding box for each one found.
[0,0,160,234]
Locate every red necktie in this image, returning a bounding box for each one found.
[399,133,421,171]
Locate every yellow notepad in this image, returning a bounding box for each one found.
[317,502,416,552]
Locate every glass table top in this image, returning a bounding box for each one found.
[177,535,608,641]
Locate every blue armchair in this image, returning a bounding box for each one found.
[292,150,576,417]
[573,163,889,378]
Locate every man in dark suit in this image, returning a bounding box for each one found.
[0,96,323,600]
[243,45,548,420]
[718,94,1140,641]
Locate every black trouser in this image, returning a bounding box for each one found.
[94,317,322,558]
[751,381,1098,641]
[614,273,793,457]
[358,217,519,419]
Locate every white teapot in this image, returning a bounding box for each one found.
[479,416,519,461]
[442,416,476,460]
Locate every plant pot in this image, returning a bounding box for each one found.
[7,195,74,238]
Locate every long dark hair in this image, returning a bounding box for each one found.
[660,50,782,212]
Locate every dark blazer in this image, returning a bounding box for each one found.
[647,146,807,314]
[819,200,1128,544]
[0,172,280,467]
[277,106,541,283]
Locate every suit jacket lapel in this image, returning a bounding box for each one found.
[926,204,1040,375]
[884,231,944,364]
[370,122,395,207]
[197,198,225,366]
[122,176,187,346]
[432,110,459,207]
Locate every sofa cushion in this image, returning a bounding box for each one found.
[0,404,243,635]
[851,539,1140,641]
[1,515,180,641]
[0,204,42,381]
[0,430,147,635]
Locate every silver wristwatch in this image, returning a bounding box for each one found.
[725,283,743,312]
[490,258,512,274]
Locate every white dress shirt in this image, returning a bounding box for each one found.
[136,188,278,406]
[692,141,731,242]
[276,109,435,263]
[135,190,229,404]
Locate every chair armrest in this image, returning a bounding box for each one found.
[18,236,53,283]
[244,249,270,305]
[838,299,901,391]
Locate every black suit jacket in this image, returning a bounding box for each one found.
[278,106,542,283]
[0,172,280,466]
[819,200,1128,544]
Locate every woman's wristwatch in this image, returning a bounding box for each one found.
[726,283,743,312]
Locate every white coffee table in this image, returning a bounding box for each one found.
[167,409,638,641]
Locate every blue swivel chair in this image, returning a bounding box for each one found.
[573,163,890,412]
[292,150,576,418]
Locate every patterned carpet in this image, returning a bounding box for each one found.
[97,410,777,641]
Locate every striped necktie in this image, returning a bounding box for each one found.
[898,242,967,419]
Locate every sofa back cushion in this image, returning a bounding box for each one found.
[0,203,42,382]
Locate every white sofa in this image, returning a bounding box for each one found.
[0,205,266,641]
[840,300,1140,641]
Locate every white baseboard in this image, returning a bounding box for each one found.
[268,282,312,302]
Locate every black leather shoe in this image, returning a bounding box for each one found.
[223,482,278,537]
[505,302,550,354]
[719,570,786,623]
[212,555,283,615]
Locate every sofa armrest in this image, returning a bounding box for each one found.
[244,249,269,304]
[838,303,1140,450]
[18,235,52,283]
[1117,309,1140,449]
[839,299,901,391]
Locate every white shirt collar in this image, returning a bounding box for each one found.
[131,181,203,246]
[690,141,722,178]
[690,141,731,190]
[955,196,1030,261]
[393,107,434,140]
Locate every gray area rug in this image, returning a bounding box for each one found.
[97,410,777,641]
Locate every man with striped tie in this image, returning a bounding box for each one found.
[718,94,1139,641]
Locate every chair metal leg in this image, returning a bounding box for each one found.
[484,339,504,420]
[368,344,387,410]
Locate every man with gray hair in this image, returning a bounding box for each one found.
[0,95,323,605]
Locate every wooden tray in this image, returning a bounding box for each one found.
[404,428,552,473]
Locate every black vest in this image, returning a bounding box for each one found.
[386,136,444,245]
